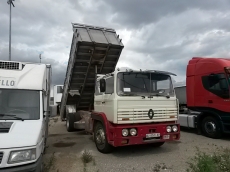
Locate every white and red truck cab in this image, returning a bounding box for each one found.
[60,23,180,153]
[89,68,180,152]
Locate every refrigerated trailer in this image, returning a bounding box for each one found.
[60,23,180,153]
[176,57,230,139]
[0,60,51,171]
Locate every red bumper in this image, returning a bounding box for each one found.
[107,122,180,147]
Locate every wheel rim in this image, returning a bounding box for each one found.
[95,128,105,147]
[205,121,216,134]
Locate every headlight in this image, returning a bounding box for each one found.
[130,128,137,136]
[122,129,129,136]
[172,125,178,132]
[166,126,172,133]
[8,148,36,164]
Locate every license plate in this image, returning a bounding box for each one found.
[163,135,170,139]
[146,133,160,138]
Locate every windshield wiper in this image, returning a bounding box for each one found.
[148,94,170,99]
[0,114,24,121]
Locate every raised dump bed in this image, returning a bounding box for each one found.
[60,23,124,120]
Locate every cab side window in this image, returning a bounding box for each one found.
[202,73,229,99]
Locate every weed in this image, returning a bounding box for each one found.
[152,163,168,172]
[81,149,93,164]
[186,147,230,172]
[153,163,161,172]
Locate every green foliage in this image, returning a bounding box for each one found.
[186,147,230,172]
[81,149,93,164]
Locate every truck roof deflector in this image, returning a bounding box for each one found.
[144,70,177,76]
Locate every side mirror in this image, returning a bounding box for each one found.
[100,79,106,92]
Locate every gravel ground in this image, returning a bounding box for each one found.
[43,117,230,172]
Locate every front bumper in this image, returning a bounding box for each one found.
[108,123,180,147]
[0,155,42,172]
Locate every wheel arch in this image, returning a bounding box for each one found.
[198,111,223,131]
[197,111,223,138]
[91,111,110,139]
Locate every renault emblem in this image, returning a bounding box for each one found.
[148,109,154,119]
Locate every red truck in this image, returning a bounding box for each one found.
[175,57,230,139]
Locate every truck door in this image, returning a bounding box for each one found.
[102,76,114,121]
[94,80,103,112]
[204,72,230,112]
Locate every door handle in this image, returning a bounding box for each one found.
[208,100,213,103]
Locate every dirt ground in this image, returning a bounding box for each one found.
[43,117,230,172]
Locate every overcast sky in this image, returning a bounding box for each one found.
[1,0,230,88]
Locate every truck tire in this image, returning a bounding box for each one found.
[201,116,222,139]
[66,113,75,132]
[151,142,165,147]
[94,121,114,153]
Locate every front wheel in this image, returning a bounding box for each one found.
[94,122,113,154]
[201,116,222,139]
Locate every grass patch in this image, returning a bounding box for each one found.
[152,163,169,172]
[80,149,96,172]
[186,147,230,172]
[81,149,93,164]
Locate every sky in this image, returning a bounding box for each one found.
[1,0,230,89]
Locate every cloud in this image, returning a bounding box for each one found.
[1,0,230,88]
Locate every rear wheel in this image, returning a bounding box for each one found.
[94,122,113,153]
[66,114,75,132]
[151,142,165,147]
[201,116,222,139]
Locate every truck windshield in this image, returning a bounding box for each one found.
[117,72,174,96]
[0,89,40,120]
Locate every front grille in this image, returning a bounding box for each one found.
[0,61,21,70]
[0,152,3,164]
[117,108,178,123]
[0,122,13,133]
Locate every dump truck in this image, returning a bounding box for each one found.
[60,23,180,153]
[175,57,230,139]
[0,60,51,171]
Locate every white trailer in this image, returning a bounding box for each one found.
[53,85,63,106]
[0,60,52,171]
